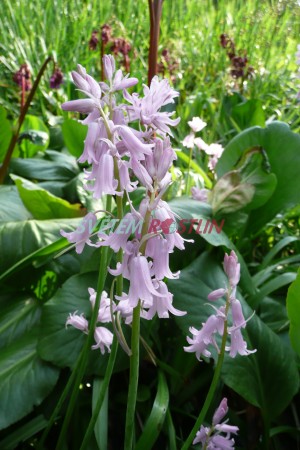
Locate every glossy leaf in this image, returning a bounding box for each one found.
[12,175,84,219]
[216,122,300,233]
[0,331,59,430]
[286,269,300,356]
[62,118,87,158]
[18,115,49,157]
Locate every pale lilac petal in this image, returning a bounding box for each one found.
[62,99,95,113]
[212,398,228,425]
[208,288,227,301]
[66,312,89,332]
[188,117,207,133]
[60,212,97,254]
[92,327,113,354]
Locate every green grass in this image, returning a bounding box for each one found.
[1,0,300,140]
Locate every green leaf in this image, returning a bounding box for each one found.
[0,218,81,275]
[12,175,84,219]
[0,331,59,430]
[260,237,300,270]
[216,122,300,233]
[208,171,255,215]
[0,186,32,222]
[135,371,169,450]
[0,106,12,163]
[168,197,256,297]
[286,269,300,356]
[18,115,49,157]
[249,272,297,308]
[92,378,108,450]
[169,252,299,421]
[62,119,87,158]
[10,154,79,181]
[221,310,299,421]
[0,297,41,349]
[232,99,265,129]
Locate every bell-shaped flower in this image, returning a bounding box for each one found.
[66,312,89,333]
[92,326,114,354]
[62,65,102,114]
[101,54,138,93]
[193,397,238,448]
[84,153,118,198]
[224,250,240,287]
[188,116,207,133]
[144,280,186,320]
[60,212,97,254]
[146,236,179,280]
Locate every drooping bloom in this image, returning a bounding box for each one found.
[184,250,255,360]
[60,212,97,254]
[193,398,239,448]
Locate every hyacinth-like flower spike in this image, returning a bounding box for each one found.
[184,250,256,360]
[193,397,239,448]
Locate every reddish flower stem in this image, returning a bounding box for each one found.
[0,56,53,184]
[148,0,164,86]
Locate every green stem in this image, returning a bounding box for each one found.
[55,197,113,450]
[124,302,141,450]
[185,145,194,196]
[181,297,230,450]
[79,337,118,450]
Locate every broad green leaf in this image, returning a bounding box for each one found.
[208,171,255,215]
[168,197,256,297]
[0,186,32,222]
[0,106,12,163]
[232,98,265,129]
[0,218,80,274]
[216,122,300,233]
[286,269,300,356]
[18,115,49,157]
[0,331,59,430]
[0,297,40,348]
[37,272,128,375]
[62,118,87,158]
[238,152,277,211]
[169,252,299,421]
[92,378,108,450]
[12,175,85,219]
[222,310,299,421]
[135,371,169,450]
[10,154,79,181]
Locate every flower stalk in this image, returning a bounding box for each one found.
[0,56,53,184]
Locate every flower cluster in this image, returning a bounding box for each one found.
[184,250,256,360]
[62,55,187,348]
[182,116,224,171]
[193,398,239,449]
[220,33,254,80]
[50,66,64,89]
[66,289,115,354]
[13,63,32,91]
